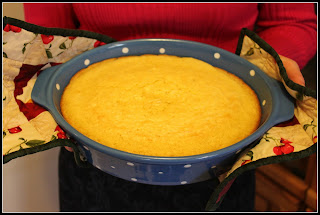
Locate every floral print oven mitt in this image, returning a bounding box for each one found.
[2,17,317,211]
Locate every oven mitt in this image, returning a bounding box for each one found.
[3,17,117,167]
[205,29,317,211]
[2,17,317,211]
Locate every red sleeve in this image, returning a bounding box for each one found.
[256,3,317,69]
[23,3,79,29]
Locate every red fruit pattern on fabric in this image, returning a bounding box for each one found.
[55,125,64,133]
[273,146,283,155]
[4,24,11,32]
[55,125,68,139]
[94,40,106,48]
[280,143,294,154]
[41,34,54,44]
[272,141,294,156]
[264,133,295,156]
[313,136,317,144]
[10,25,22,33]
[4,24,22,33]
[57,133,67,139]
[8,126,22,134]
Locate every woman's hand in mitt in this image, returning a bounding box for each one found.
[279,55,305,86]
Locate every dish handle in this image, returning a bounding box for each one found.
[29,65,91,167]
[31,64,62,110]
[270,82,296,125]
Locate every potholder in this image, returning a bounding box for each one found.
[2,17,317,211]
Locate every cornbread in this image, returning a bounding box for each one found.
[60,54,261,157]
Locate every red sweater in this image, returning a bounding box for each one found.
[23,3,317,69]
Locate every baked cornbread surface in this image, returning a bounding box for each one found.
[60,54,261,157]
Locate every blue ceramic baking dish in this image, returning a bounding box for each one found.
[32,39,294,185]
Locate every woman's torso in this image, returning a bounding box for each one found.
[72,3,259,52]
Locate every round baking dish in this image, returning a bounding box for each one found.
[32,39,294,185]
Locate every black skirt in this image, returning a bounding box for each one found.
[58,147,255,212]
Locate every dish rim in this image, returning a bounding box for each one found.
[33,38,294,165]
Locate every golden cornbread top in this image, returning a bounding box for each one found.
[60,54,261,157]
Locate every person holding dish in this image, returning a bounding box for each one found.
[23,2,316,212]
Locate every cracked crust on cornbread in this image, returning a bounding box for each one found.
[60,55,261,157]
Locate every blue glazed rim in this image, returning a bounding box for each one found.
[32,38,294,165]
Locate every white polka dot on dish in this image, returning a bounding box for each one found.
[159,48,165,54]
[250,70,255,76]
[262,100,266,106]
[84,59,90,66]
[122,47,129,54]
[127,162,134,166]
